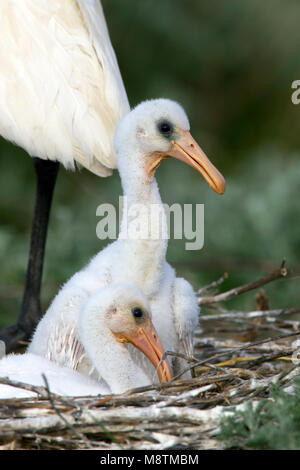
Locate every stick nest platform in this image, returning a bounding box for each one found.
[1,259,299,450]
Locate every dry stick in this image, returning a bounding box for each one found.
[276,362,300,383]
[169,330,300,383]
[198,259,287,305]
[202,315,290,335]
[232,350,294,369]
[235,319,290,335]
[274,319,300,328]
[41,374,93,449]
[154,331,300,389]
[236,363,300,404]
[197,272,228,296]
[220,363,299,406]
[162,350,198,363]
[0,377,81,408]
[195,337,293,356]
[197,353,294,373]
[22,433,111,450]
[154,350,198,383]
[200,307,300,321]
[125,373,233,395]
[0,405,232,435]
[0,376,54,399]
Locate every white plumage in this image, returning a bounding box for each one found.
[0,353,106,398]
[0,0,130,349]
[29,99,225,380]
[0,284,172,398]
[0,0,129,175]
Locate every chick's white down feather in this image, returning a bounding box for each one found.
[29,99,200,381]
[0,353,107,398]
[0,0,129,176]
[0,284,156,398]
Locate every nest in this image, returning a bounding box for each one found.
[1,259,299,450]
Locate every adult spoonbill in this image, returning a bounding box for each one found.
[0,284,172,398]
[0,0,129,351]
[29,99,225,379]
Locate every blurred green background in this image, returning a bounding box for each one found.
[0,0,300,329]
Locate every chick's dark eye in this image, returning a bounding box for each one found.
[157,120,173,138]
[132,307,143,318]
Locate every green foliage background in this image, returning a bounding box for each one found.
[0,0,300,328]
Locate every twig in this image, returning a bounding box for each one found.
[0,377,52,399]
[170,330,300,382]
[200,307,300,321]
[201,316,291,335]
[42,374,93,449]
[198,259,287,305]
[125,373,233,395]
[197,272,228,295]
[235,363,300,404]
[231,350,293,369]
[0,404,235,434]
[154,350,198,383]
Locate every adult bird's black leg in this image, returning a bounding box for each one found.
[0,158,59,352]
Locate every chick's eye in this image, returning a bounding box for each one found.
[132,307,143,318]
[157,120,173,138]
